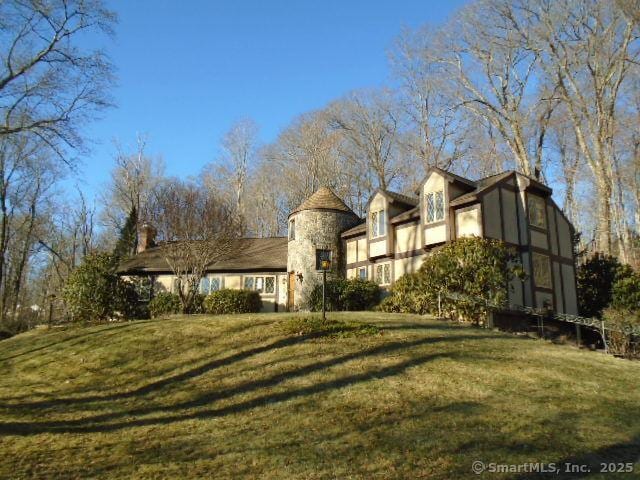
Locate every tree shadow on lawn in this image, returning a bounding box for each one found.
[0,318,277,403]
[0,333,507,435]
[0,319,160,362]
[511,433,640,479]
[1,317,505,410]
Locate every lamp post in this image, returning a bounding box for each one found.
[320,259,331,321]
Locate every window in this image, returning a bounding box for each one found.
[370,209,386,238]
[134,277,152,301]
[316,249,332,270]
[358,267,367,280]
[375,263,391,286]
[244,275,276,294]
[425,190,445,223]
[528,195,546,229]
[199,276,222,294]
[199,277,210,294]
[288,219,295,240]
[532,253,552,289]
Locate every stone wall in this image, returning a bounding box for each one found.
[287,209,360,309]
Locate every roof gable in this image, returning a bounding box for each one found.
[415,166,477,195]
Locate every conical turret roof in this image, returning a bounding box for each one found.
[290,186,355,216]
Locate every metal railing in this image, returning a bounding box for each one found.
[438,291,640,355]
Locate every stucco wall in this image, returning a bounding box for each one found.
[455,207,481,238]
[424,223,446,245]
[394,223,420,253]
[501,189,519,244]
[530,230,548,250]
[394,254,425,281]
[482,189,502,239]
[346,240,357,264]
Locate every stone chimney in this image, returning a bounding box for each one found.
[137,223,157,253]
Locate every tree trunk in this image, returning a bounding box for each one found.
[595,174,613,255]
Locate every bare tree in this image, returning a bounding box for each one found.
[219,119,258,216]
[102,135,165,237]
[150,180,239,313]
[0,0,116,154]
[433,0,556,176]
[390,26,472,172]
[329,89,406,192]
[519,0,640,254]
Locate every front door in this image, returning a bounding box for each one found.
[287,272,295,311]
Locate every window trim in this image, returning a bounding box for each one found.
[199,275,223,294]
[425,190,445,224]
[370,208,386,239]
[532,253,552,289]
[528,194,547,230]
[358,267,367,281]
[375,262,391,286]
[288,219,295,241]
[243,275,276,295]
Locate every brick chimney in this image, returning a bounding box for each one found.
[137,223,157,253]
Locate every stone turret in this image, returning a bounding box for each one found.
[287,187,360,310]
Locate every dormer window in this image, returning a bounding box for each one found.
[370,209,386,239]
[288,219,295,240]
[425,190,444,223]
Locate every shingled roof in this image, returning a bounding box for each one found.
[117,237,288,274]
[381,190,419,208]
[290,186,355,217]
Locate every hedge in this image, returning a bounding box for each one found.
[203,289,262,314]
[307,278,380,311]
[148,292,182,318]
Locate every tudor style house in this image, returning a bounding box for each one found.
[118,167,578,315]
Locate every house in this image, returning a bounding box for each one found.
[118,167,578,314]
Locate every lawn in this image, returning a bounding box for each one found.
[0,312,639,479]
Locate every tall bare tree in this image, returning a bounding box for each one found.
[102,135,165,238]
[150,180,239,313]
[432,0,557,176]
[0,0,115,154]
[518,0,640,254]
[329,89,406,192]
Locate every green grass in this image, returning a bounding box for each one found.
[0,312,639,479]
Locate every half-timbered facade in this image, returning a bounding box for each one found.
[119,167,578,314]
[341,167,578,314]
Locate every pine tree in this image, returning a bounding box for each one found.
[113,207,138,260]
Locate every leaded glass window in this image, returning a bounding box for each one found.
[425,190,444,223]
[528,195,546,229]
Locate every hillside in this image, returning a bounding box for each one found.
[0,312,639,479]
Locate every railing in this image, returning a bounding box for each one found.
[438,291,640,355]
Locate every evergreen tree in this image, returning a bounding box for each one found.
[113,207,138,260]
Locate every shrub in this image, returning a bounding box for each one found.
[203,289,262,315]
[148,292,182,318]
[577,254,625,318]
[602,308,640,359]
[307,278,380,312]
[380,237,523,324]
[62,252,138,323]
[612,270,640,312]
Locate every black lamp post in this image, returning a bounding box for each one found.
[320,259,331,321]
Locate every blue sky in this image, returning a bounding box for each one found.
[77,0,468,198]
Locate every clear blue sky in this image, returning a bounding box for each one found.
[78,0,468,198]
